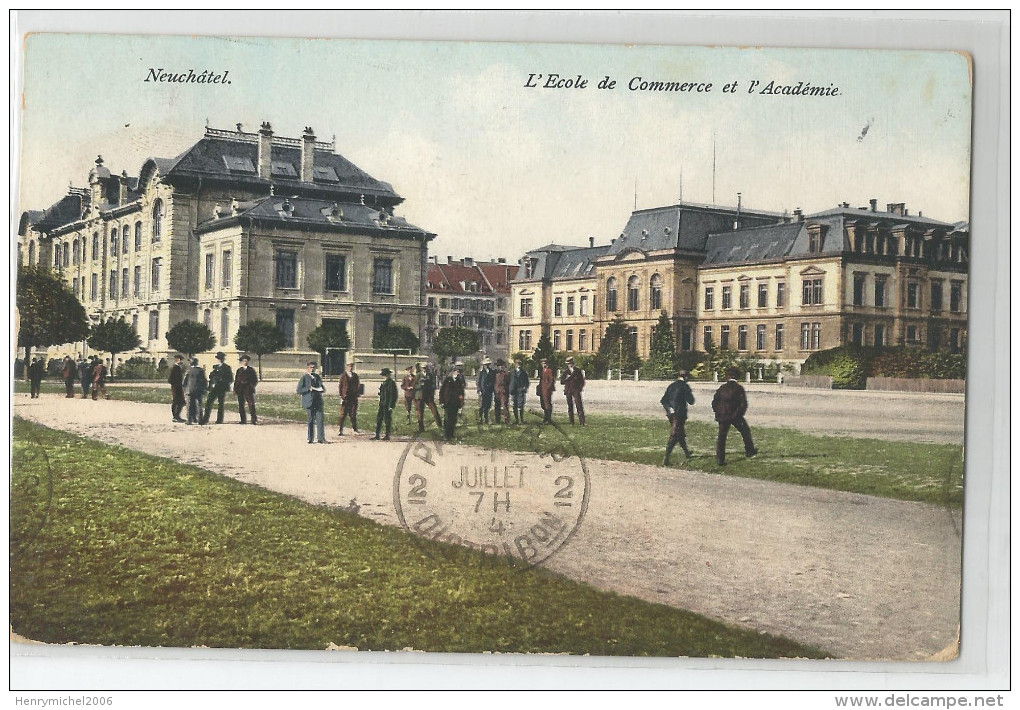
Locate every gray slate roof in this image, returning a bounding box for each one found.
[607,203,784,256]
[515,243,610,282]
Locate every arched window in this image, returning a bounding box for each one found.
[627,275,640,311]
[92,233,99,261]
[606,277,618,312]
[152,199,163,242]
[122,224,129,254]
[28,241,35,266]
[110,227,118,255]
[62,242,69,268]
[135,221,143,250]
[650,273,663,311]
[53,244,60,268]
[72,238,80,265]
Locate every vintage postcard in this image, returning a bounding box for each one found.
[11,23,981,684]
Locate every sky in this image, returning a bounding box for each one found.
[17,34,973,261]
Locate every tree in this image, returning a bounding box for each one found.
[372,324,420,354]
[432,326,480,364]
[16,265,89,370]
[531,332,560,372]
[641,313,680,380]
[596,315,642,378]
[166,319,216,359]
[87,317,142,378]
[233,319,286,380]
[307,321,351,357]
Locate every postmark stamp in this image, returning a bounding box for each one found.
[393,417,589,569]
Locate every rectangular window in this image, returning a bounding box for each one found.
[276,250,298,289]
[853,273,866,306]
[121,268,129,298]
[151,258,162,292]
[703,326,713,350]
[737,325,748,351]
[373,313,391,340]
[931,281,943,312]
[580,295,589,316]
[802,278,823,305]
[131,314,138,334]
[704,287,714,310]
[553,330,561,350]
[681,325,693,351]
[90,273,98,301]
[812,322,821,350]
[628,327,639,352]
[373,258,394,294]
[566,329,574,351]
[739,284,750,309]
[875,278,887,307]
[325,254,347,292]
[439,298,449,309]
[522,330,533,351]
[721,285,731,309]
[220,308,229,346]
[204,309,212,328]
[874,324,885,347]
[906,325,919,343]
[134,265,142,297]
[109,270,118,299]
[950,283,962,312]
[205,253,215,290]
[757,283,768,308]
[554,297,562,317]
[276,309,295,348]
[720,325,730,350]
[134,229,142,252]
[907,283,920,309]
[567,296,575,316]
[439,314,447,326]
[775,323,784,351]
[428,297,436,308]
[148,310,159,341]
[579,330,588,352]
[776,282,786,308]
[222,250,233,288]
[520,298,533,318]
[852,323,864,346]
[756,324,766,350]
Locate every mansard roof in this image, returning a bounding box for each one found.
[607,202,784,256]
[194,195,433,240]
[515,243,609,282]
[20,191,89,235]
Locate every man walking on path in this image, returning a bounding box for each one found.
[77,356,92,399]
[400,365,416,425]
[297,361,328,444]
[560,356,586,426]
[234,354,259,425]
[61,355,77,398]
[28,357,44,398]
[373,367,398,441]
[477,358,496,424]
[439,363,466,441]
[712,366,758,466]
[509,358,530,424]
[539,359,556,424]
[661,369,695,465]
[183,358,207,424]
[415,363,443,433]
[91,359,110,400]
[202,352,233,425]
[168,354,187,422]
[493,359,511,424]
[337,361,361,436]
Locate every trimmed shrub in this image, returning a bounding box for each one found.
[116,356,159,380]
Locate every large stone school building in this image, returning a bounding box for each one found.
[18,122,436,373]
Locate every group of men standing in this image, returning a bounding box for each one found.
[167,351,259,426]
[39,354,111,400]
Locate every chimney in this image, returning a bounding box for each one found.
[887,202,905,216]
[793,207,803,222]
[119,170,128,204]
[301,126,316,182]
[462,257,474,267]
[497,257,506,264]
[869,198,878,212]
[589,236,595,248]
[734,192,742,230]
[258,121,273,179]
[447,256,454,264]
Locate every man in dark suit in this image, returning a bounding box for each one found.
[183,358,207,424]
[400,365,416,425]
[493,360,511,424]
[476,358,496,424]
[297,360,327,444]
[439,363,466,441]
[373,367,398,441]
[414,363,443,433]
[77,356,92,399]
[28,357,44,398]
[168,354,187,422]
[234,354,258,425]
[337,361,361,436]
[560,356,586,425]
[509,358,530,424]
[202,352,233,425]
[61,356,77,398]
[661,368,696,465]
[539,359,556,424]
[711,366,758,466]
[91,359,110,400]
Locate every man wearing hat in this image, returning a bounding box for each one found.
[661,368,695,465]
[415,363,443,433]
[337,360,361,436]
[711,366,758,466]
[233,354,259,425]
[493,359,511,424]
[183,358,207,424]
[201,351,234,425]
[539,358,556,424]
[400,365,417,425]
[168,353,187,422]
[476,357,496,424]
[439,363,466,441]
[373,367,398,440]
[297,361,328,443]
[509,358,530,424]
[560,356,586,426]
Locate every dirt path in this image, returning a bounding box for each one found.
[14,394,962,660]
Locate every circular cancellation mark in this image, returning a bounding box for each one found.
[393,418,590,569]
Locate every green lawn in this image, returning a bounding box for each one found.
[17,380,961,507]
[10,417,826,658]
